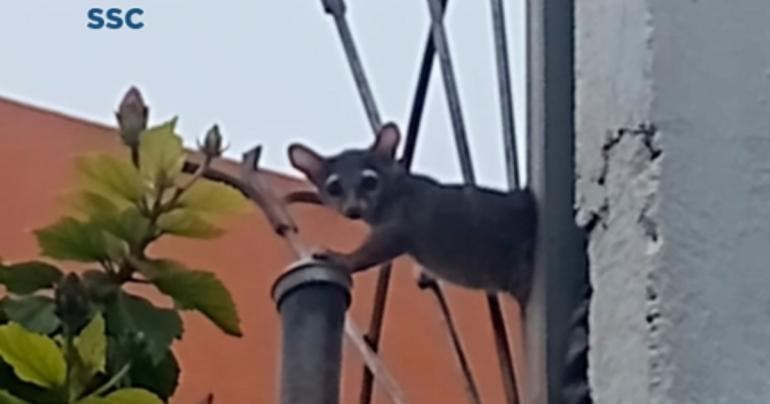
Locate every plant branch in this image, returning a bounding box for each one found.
[63,326,76,404]
[87,363,131,398]
[117,154,215,284]
[127,276,151,284]
[99,259,116,276]
[164,155,213,212]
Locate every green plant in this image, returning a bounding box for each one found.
[0,88,251,403]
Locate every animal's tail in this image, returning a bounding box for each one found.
[561,284,592,404]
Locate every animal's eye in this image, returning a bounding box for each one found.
[360,170,379,192]
[324,176,343,197]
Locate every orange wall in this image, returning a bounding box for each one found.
[0,98,525,403]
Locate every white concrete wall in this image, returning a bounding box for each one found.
[576,1,770,403]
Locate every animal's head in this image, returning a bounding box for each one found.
[288,123,403,221]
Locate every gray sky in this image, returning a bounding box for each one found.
[1,0,526,189]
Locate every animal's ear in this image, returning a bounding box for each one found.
[371,122,401,159]
[288,143,327,183]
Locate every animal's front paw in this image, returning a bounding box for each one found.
[311,249,350,270]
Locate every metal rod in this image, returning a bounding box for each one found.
[346,318,408,404]
[425,0,520,402]
[487,294,519,403]
[425,0,475,182]
[313,9,401,398]
[489,0,521,189]
[488,2,526,396]
[358,265,392,404]
[318,2,415,402]
[359,1,449,401]
[322,0,382,132]
[419,275,482,404]
[400,0,449,168]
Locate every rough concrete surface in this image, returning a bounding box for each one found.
[576,1,770,403]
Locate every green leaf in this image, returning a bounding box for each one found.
[0,360,59,404]
[35,218,127,263]
[1,296,60,335]
[67,191,121,217]
[140,260,241,336]
[0,390,28,404]
[157,210,224,239]
[0,323,66,388]
[91,208,151,249]
[105,292,182,365]
[76,155,143,204]
[127,350,179,400]
[81,271,120,303]
[103,336,179,399]
[139,119,184,184]
[69,195,149,250]
[0,262,63,294]
[178,179,252,218]
[78,388,163,404]
[75,313,107,380]
[68,313,107,398]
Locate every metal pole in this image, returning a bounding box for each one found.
[487,2,526,401]
[360,1,451,402]
[401,0,448,167]
[526,0,584,402]
[489,0,521,189]
[426,0,475,182]
[321,0,382,132]
[272,260,352,404]
[419,275,482,404]
[425,0,520,402]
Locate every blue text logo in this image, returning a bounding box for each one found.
[87,8,144,30]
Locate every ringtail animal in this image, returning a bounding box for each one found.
[288,123,537,303]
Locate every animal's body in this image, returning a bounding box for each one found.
[288,123,537,303]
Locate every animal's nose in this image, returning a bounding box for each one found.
[344,207,362,219]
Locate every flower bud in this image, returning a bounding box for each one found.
[200,124,225,158]
[55,273,91,333]
[115,87,148,148]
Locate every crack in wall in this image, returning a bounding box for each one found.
[584,122,661,238]
[638,196,659,242]
[619,122,661,160]
[583,121,666,400]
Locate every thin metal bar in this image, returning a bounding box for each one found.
[359,1,449,402]
[489,0,520,189]
[486,294,519,404]
[401,0,448,168]
[347,319,408,404]
[488,4,526,397]
[319,1,409,401]
[358,266,392,404]
[425,0,520,402]
[426,0,475,182]
[314,6,405,399]
[322,0,382,132]
[419,276,482,404]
